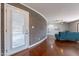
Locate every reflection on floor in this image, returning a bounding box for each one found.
[13,35,79,56]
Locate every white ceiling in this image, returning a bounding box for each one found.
[23,3,79,23]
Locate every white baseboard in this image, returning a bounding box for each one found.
[29,36,47,48]
[5,36,47,56]
[77,41,79,43]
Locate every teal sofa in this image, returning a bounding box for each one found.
[55,31,79,41]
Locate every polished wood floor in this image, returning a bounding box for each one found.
[12,35,79,56]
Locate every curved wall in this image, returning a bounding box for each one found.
[9,3,47,45]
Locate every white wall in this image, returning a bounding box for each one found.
[0,4,1,55]
[47,23,69,39]
[69,20,79,32]
[54,23,69,32]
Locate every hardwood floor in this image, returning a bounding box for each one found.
[12,35,79,56]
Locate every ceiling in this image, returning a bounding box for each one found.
[23,3,79,24]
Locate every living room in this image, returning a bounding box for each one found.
[1,3,79,56]
[47,19,79,41]
[1,1,79,59]
[17,3,79,56]
[26,3,79,41]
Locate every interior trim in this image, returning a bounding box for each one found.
[1,3,5,56]
[77,23,79,32]
[29,36,47,48]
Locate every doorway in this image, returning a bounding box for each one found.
[4,4,29,56]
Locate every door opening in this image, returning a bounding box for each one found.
[4,4,29,56]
